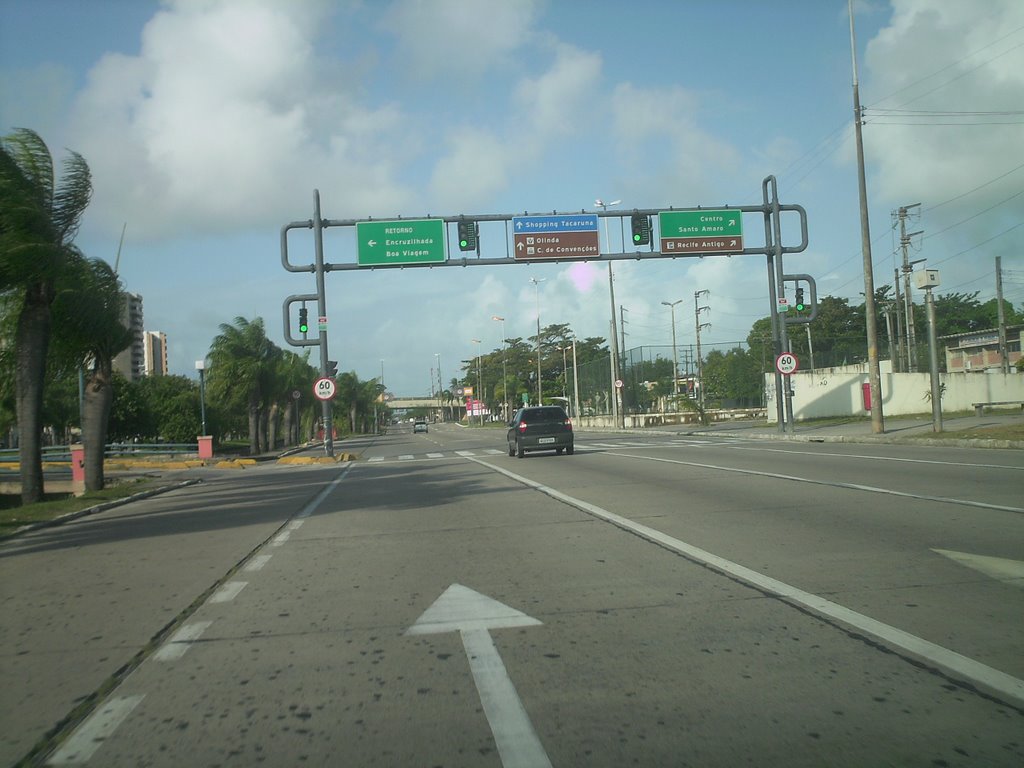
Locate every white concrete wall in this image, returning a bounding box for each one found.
[765,365,1024,422]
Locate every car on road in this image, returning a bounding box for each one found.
[507,406,573,458]
[413,419,428,433]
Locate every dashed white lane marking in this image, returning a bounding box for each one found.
[399,454,415,460]
[467,455,1024,707]
[368,456,385,462]
[427,452,445,458]
[271,530,291,546]
[154,621,213,662]
[484,449,504,455]
[209,581,247,604]
[455,450,476,456]
[244,554,272,572]
[46,695,145,765]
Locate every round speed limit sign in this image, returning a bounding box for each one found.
[775,352,799,375]
[313,377,336,401]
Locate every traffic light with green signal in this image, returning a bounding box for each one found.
[298,307,309,334]
[458,220,478,252]
[631,213,651,246]
[795,287,806,312]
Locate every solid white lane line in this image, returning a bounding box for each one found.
[726,444,1024,471]
[467,456,1024,707]
[154,621,213,662]
[46,695,145,765]
[296,465,353,519]
[209,581,247,604]
[608,451,1024,514]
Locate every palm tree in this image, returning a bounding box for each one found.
[0,128,92,504]
[207,317,280,455]
[50,255,133,490]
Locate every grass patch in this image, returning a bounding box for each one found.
[906,423,1024,442]
[0,477,165,539]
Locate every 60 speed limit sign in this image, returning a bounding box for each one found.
[775,352,799,375]
[313,377,336,401]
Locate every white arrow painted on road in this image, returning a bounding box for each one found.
[933,549,1024,588]
[406,584,551,768]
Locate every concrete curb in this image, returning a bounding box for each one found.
[6,479,202,539]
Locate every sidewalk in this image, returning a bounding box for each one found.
[652,411,1024,448]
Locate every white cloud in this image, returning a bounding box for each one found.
[862,0,1024,218]
[69,0,414,240]
[382,0,543,80]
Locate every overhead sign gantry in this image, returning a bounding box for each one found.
[281,177,815,452]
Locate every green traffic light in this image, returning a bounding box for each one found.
[633,233,641,243]
[460,239,468,248]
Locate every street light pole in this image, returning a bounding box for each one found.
[472,339,483,426]
[195,360,207,435]
[492,315,508,419]
[596,197,622,427]
[435,353,442,422]
[661,300,682,409]
[695,290,711,413]
[530,277,546,405]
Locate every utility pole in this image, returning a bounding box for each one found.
[695,290,711,412]
[996,256,1010,373]
[892,267,905,372]
[849,0,884,434]
[662,299,683,406]
[898,203,923,371]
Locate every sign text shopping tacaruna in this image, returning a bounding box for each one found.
[512,214,600,260]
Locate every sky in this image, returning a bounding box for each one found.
[2,0,1022,397]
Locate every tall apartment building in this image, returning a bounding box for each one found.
[144,331,169,376]
[113,292,145,381]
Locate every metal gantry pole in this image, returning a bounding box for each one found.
[313,189,334,457]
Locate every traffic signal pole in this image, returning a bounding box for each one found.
[313,190,334,457]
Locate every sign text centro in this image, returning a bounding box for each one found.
[658,209,743,255]
[512,214,600,260]
[357,219,446,266]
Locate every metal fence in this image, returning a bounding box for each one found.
[576,342,769,415]
[0,443,200,463]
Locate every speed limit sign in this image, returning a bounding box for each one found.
[775,352,799,375]
[313,377,336,401]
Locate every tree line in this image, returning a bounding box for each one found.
[1,130,384,506]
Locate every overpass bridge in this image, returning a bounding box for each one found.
[387,397,443,411]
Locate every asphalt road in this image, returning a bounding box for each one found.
[2,423,1022,767]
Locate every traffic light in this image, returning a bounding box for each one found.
[631,213,651,246]
[795,287,806,312]
[298,307,309,334]
[326,360,338,378]
[458,220,478,252]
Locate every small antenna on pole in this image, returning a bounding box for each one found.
[114,222,127,274]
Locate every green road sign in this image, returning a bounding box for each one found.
[658,209,743,254]
[357,219,447,266]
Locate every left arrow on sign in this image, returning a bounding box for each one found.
[367,239,377,247]
[406,584,551,768]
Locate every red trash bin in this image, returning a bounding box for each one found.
[861,382,872,411]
